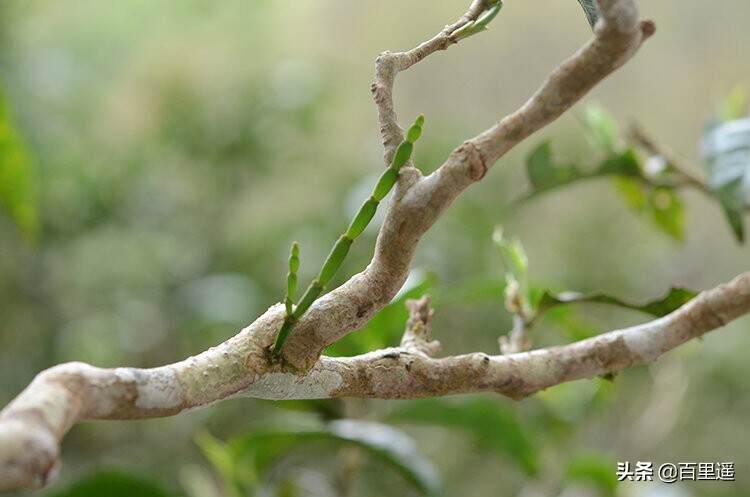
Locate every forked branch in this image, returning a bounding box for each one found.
[3,1,743,493]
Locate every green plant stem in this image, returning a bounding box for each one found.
[272,115,425,358]
[284,242,300,315]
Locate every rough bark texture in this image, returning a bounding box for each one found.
[2,0,746,492]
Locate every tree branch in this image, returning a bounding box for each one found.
[0,0,690,491]
[280,0,654,369]
[2,272,748,490]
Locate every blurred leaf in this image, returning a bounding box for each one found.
[276,479,299,497]
[231,420,441,496]
[536,286,696,318]
[493,227,531,315]
[0,86,38,240]
[492,228,528,283]
[326,274,436,356]
[520,134,686,241]
[613,171,686,241]
[195,431,250,497]
[526,142,581,193]
[702,115,750,242]
[566,454,618,497]
[715,176,746,242]
[599,149,640,176]
[46,471,174,497]
[614,176,648,212]
[388,399,538,475]
[522,144,641,202]
[576,0,600,28]
[582,105,618,154]
[648,186,685,241]
[720,85,748,121]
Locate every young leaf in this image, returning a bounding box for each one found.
[493,228,531,314]
[452,1,504,40]
[535,286,697,317]
[230,421,442,496]
[273,115,425,357]
[388,398,538,475]
[46,471,175,497]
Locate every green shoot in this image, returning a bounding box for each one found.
[272,115,426,359]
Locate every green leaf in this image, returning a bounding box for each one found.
[45,471,174,497]
[526,142,582,192]
[566,454,618,497]
[522,145,640,203]
[582,105,618,154]
[613,171,686,241]
[452,1,504,40]
[576,0,600,29]
[613,176,648,212]
[536,286,697,318]
[0,87,39,240]
[599,149,640,176]
[715,176,746,242]
[701,117,750,243]
[230,421,441,496]
[195,431,250,497]
[388,399,538,475]
[648,186,685,241]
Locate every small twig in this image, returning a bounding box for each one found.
[400,296,441,357]
[371,0,500,163]
[629,123,711,192]
[499,314,531,355]
[629,123,750,212]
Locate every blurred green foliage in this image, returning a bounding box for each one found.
[0,86,38,239]
[1,1,749,496]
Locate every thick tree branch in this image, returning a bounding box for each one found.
[2,272,748,491]
[280,0,654,369]
[0,0,696,491]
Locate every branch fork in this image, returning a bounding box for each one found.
[3,1,746,492]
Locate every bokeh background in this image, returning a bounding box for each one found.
[1,1,749,496]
